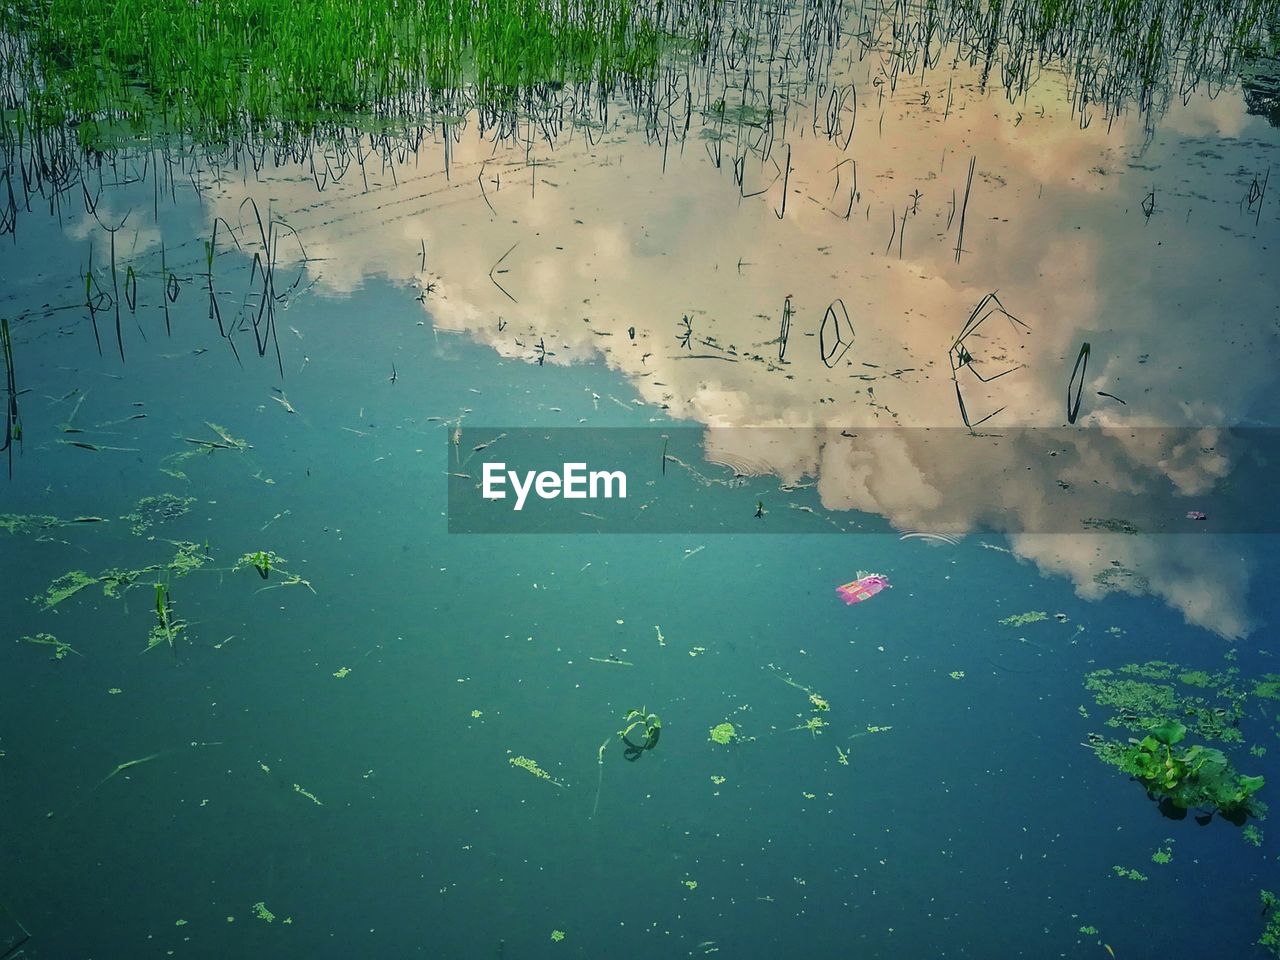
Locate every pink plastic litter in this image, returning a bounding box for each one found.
[836,572,890,605]
[1186,511,1207,521]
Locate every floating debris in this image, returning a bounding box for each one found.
[836,572,890,606]
[588,655,633,666]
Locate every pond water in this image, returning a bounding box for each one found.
[2,3,1279,958]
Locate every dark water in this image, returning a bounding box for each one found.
[3,12,1280,960]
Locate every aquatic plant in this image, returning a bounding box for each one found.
[1098,718,1265,821]
[34,541,206,611]
[592,708,662,816]
[1111,865,1148,882]
[122,494,194,535]
[709,722,736,745]
[1085,663,1248,744]
[1262,890,1280,957]
[1255,676,1280,700]
[0,513,62,534]
[509,755,564,787]
[239,550,275,580]
[145,583,186,654]
[999,610,1049,626]
[166,541,210,577]
[793,716,829,737]
[20,632,79,660]
[619,708,662,760]
[293,783,322,806]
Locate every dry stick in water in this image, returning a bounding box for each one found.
[489,242,519,303]
[774,144,791,219]
[85,245,103,356]
[778,295,793,361]
[954,156,975,263]
[1067,342,1090,424]
[109,224,123,361]
[1,318,20,478]
[1250,165,1269,227]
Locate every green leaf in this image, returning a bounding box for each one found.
[1149,719,1186,745]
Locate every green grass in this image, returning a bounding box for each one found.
[1,0,707,139]
[0,0,1275,223]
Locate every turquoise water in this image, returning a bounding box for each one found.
[3,8,1280,958]
[2,269,1277,956]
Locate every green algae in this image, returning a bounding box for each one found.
[509,755,564,787]
[122,494,195,535]
[1111,865,1148,882]
[34,570,98,609]
[1263,890,1280,957]
[0,513,63,535]
[792,715,829,737]
[772,666,833,736]
[1255,676,1280,700]
[1092,564,1150,592]
[709,722,736,745]
[166,541,210,577]
[20,632,79,659]
[999,611,1049,626]
[34,541,207,611]
[1083,518,1140,534]
[1084,664,1248,744]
